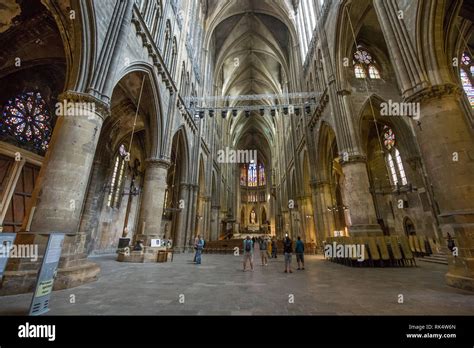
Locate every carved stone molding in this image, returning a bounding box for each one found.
[57,91,111,120]
[145,158,171,169]
[405,83,462,104]
[340,154,367,166]
[310,179,329,189]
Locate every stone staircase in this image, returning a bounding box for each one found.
[418,252,448,265]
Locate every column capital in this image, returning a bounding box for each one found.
[340,154,367,166]
[201,195,212,202]
[309,179,326,189]
[405,83,462,104]
[58,90,111,120]
[336,89,351,96]
[179,182,192,189]
[145,158,171,169]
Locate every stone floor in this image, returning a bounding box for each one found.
[0,250,473,315]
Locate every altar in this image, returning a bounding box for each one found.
[247,224,260,233]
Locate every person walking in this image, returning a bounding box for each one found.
[195,235,204,264]
[243,235,254,271]
[260,237,269,266]
[271,238,277,258]
[447,233,456,252]
[283,234,293,273]
[295,236,305,270]
[193,234,200,263]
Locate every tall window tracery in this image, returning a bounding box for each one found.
[107,144,127,208]
[460,52,474,108]
[353,48,381,80]
[382,126,407,186]
[240,162,266,187]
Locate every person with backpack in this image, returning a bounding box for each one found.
[283,234,293,273]
[260,237,269,266]
[295,236,305,270]
[243,235,254,271]
[193,235,200,262]
[195,235,204,265]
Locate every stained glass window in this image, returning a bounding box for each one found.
[354,64,366,79]
[107,157,120,207]
[1,91,52,152]
[354,50,372,64]
[353,48,381,80]
[258,163,265,186]
[107,147,126,208]
[383,127,408,186]
[383,126,396,150]
[395,148,407,186]
[387,153,398,185]
[460,52,474,109]
[248,163,257,187]
[369,65,381,79]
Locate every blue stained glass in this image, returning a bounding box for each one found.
[461,53,474,109]
[248,163,257,187]
[1,91,52,151]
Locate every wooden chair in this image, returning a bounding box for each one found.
[345,237,357,266]
[413,235,421,256]
[418,235,427,256]
[398,236,416,266]
[428,238,438,254]
[388,236,403,266]
[354,236,370,267]
[366,237,381,266]
[376,236,390,267]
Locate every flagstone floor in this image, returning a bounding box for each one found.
[0,251,473,315]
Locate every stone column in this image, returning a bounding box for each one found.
[202,196,211,241]
[312,180,336,243]
[412,91,474,291]
[79,159,109,253]
[341,159,382,236]
[211,205,220,241]
[27,92,108,233]
[187,184,199,250]
[2,91,108,295]
[135,158,170,245]
[174,183,190,252]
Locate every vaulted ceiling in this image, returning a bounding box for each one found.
[206,0,298,166]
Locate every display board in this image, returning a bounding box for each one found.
[0,233,17,282]
[29,233,65,316]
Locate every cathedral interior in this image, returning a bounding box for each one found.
[0,0,473,316]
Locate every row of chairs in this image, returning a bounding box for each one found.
[408,234,439,257]
[324,235,418,267]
